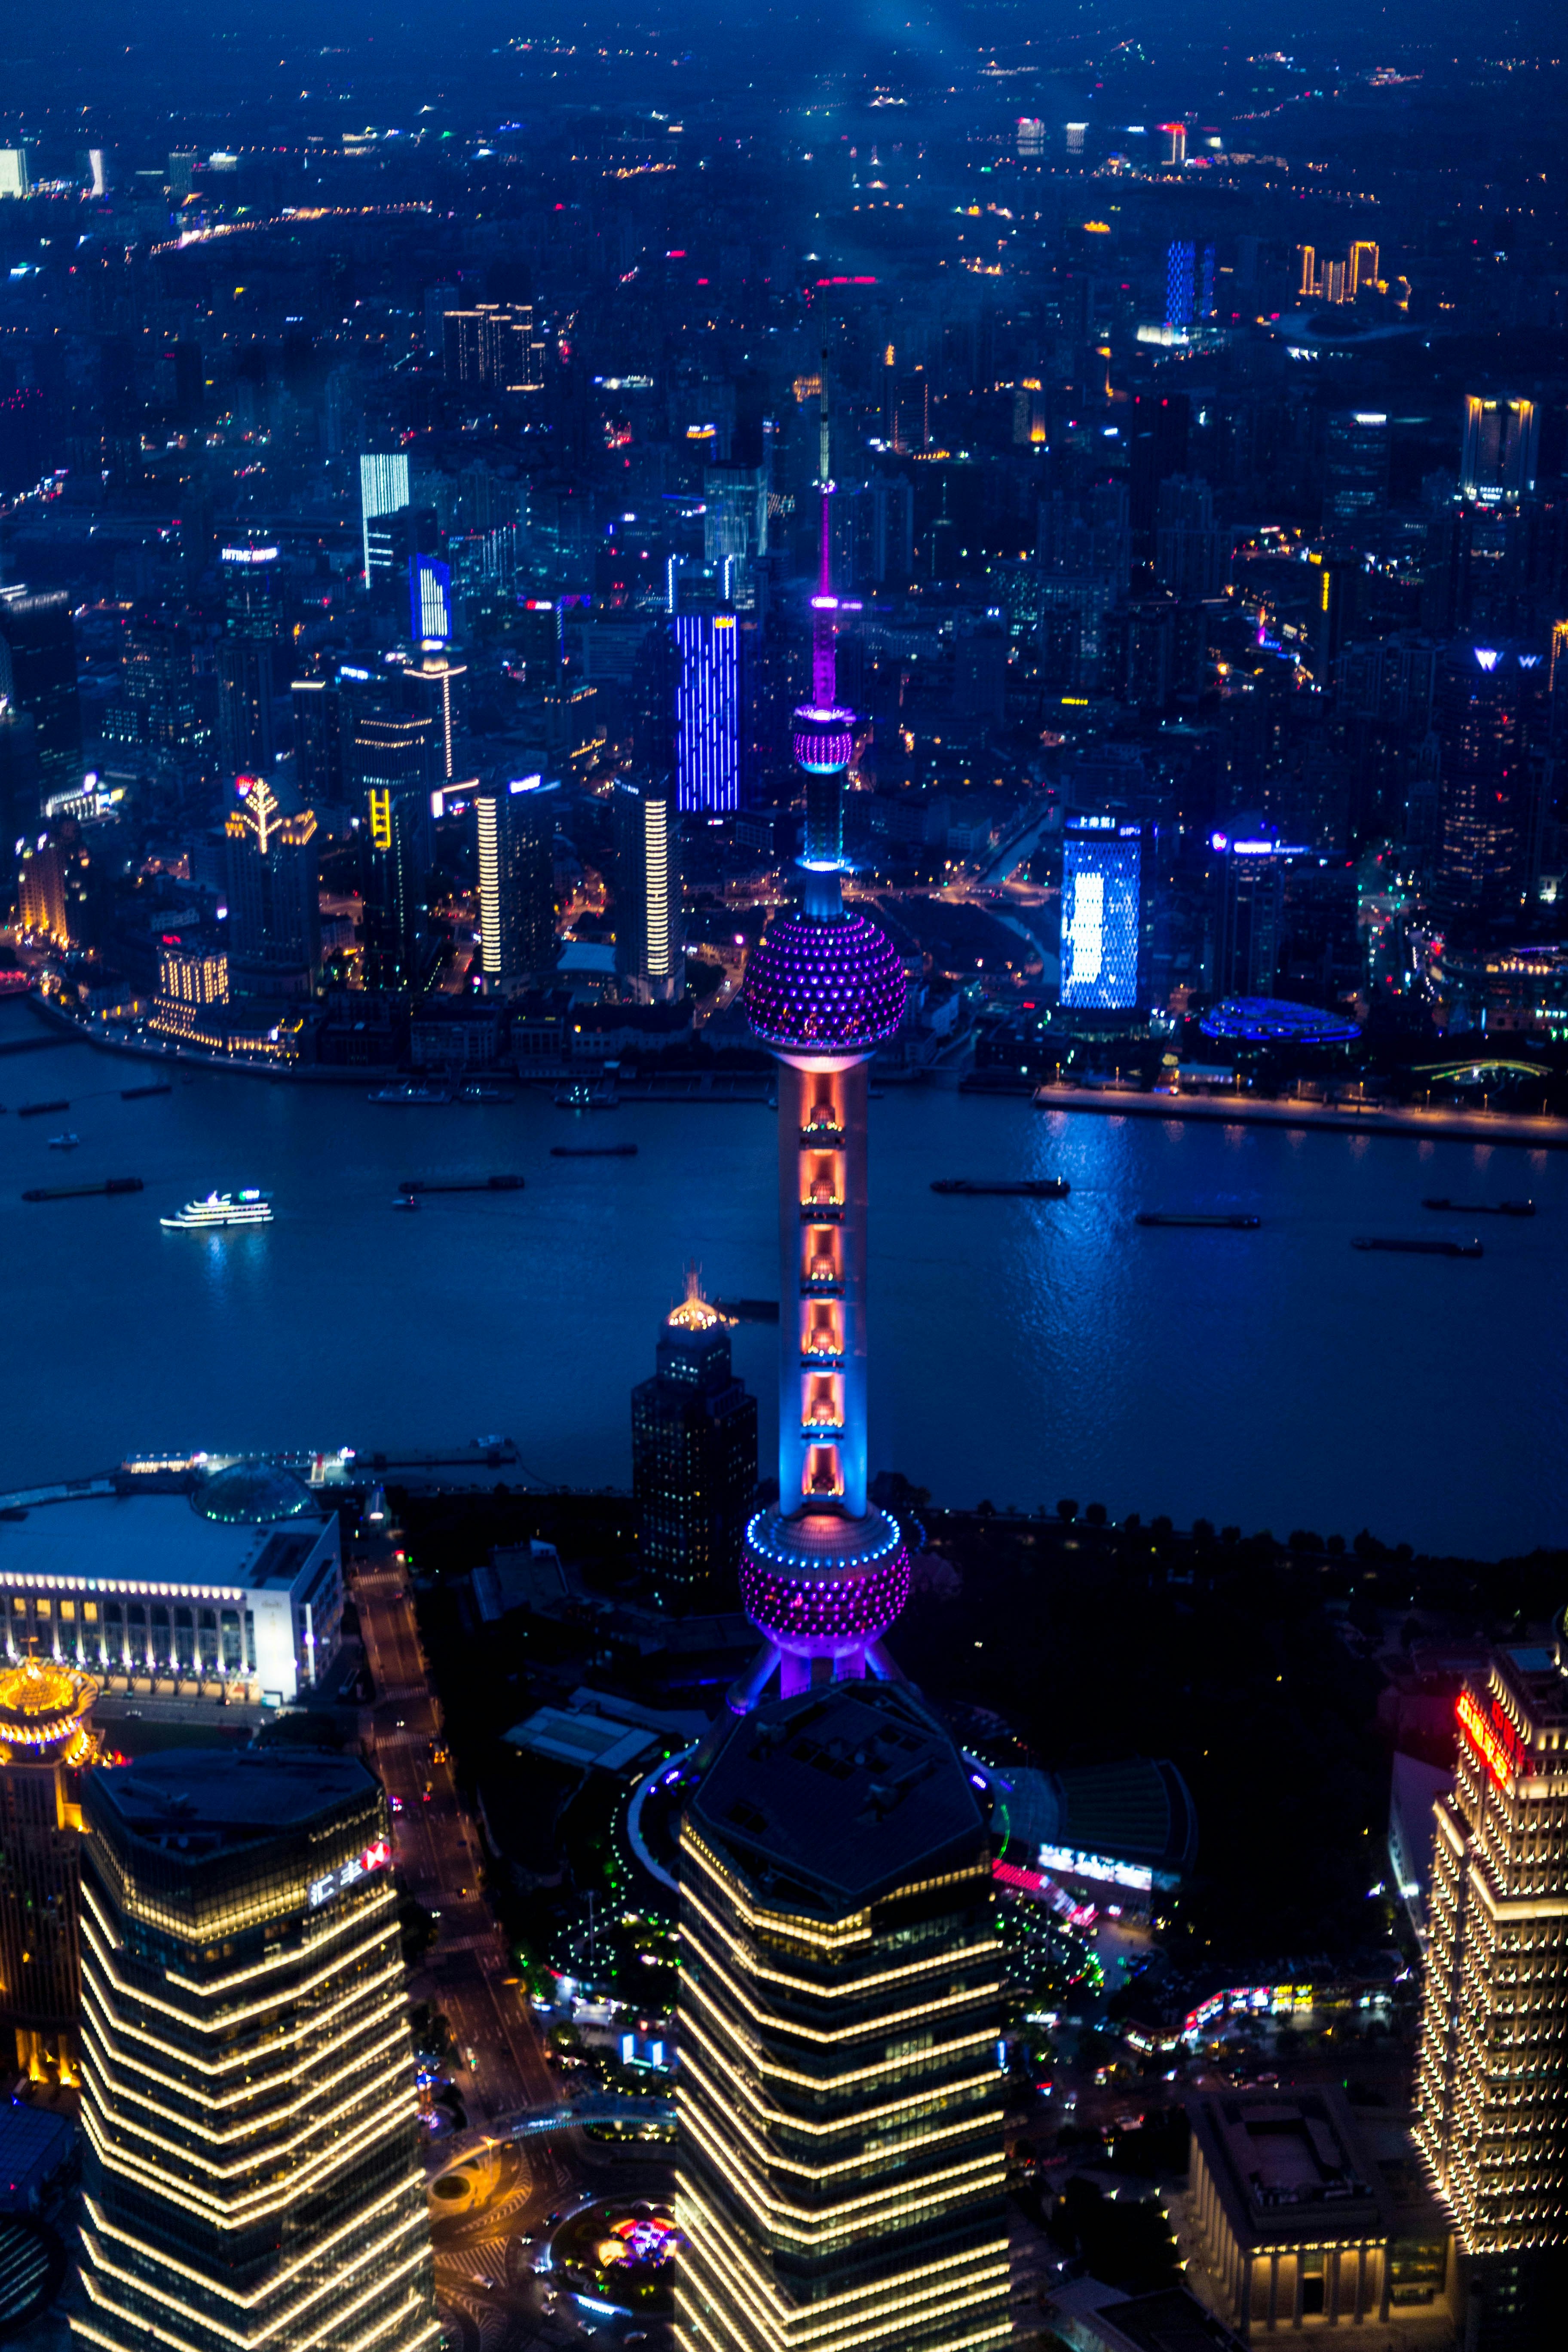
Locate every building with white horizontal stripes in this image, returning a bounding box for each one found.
[674,1681,1009,2352]
[74,1748,435,2352]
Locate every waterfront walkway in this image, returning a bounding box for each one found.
[1027,1085,1568,1150]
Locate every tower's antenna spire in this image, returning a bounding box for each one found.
[812,338,836,710]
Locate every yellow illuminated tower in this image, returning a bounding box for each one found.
[0,1655,97,2083]
[1415,1620,1568,2337]
[75,1748,436,2352]
[675,1681,1009,2352]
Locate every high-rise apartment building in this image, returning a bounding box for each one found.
[352,713,433,989]
[1153,475,1229,598]
[1211,825,1306,998]
[473,776,557,988]
[1433,643,1551,940]
[1060,818,1145,1009]
[216,545,281,777]
[76,1747,436,2352]
[631,1274,756,1602]
[0,1655,98,2085]
[675,1678,1009,2352]
[1415,1621,1568,2346]
[224,775,321,987]
[441,303,545,392]
[1165,238,1196,332]
[674,611,741,817]
[1460,399,1539,506]
[614,778,680,999]
[404,649,466,785]
[122,614,201,754]
[0,588,83,800]
[1324,411,1390,532]
[0,694,40,918]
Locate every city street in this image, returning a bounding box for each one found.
[349,1529,597,2346]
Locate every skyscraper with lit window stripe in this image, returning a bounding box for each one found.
[675,1680,1009,2352]
[1414,1620,1568,2336]
[74,1749,436,2352]
[674,610,741,816]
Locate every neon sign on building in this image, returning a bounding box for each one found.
[1457,1689,1524,1787]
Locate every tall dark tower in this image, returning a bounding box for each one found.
[632,1270,758,1603]
[732,432,909,1712]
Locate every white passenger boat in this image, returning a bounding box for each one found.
[159,1189,274,1231]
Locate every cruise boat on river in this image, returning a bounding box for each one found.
[159,1189,274,1231]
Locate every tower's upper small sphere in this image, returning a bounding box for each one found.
[744,910,907,1055]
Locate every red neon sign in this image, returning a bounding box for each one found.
[1457,1689,1522,1787]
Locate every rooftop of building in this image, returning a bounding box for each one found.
[89,1746,376,1851]
[686,1680,987,1914]
[0,1475,332,1598]
[1189,2086,1447,2253]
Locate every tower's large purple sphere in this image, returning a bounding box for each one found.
[744,910,906,1055]
[739,1507,910,1661]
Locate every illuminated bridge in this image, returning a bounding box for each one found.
[1412,1058,1550,1085]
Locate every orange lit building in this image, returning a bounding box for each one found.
[0,1655,98,2082]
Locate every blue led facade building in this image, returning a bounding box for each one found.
[674,610,740,817]
[1165,239,1196,332]
[1060,818,1144,1010]
[408,556,451,645]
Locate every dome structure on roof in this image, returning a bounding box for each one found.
[193,1462,317,1526]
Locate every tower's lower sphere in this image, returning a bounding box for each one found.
[739,1505,910,1665]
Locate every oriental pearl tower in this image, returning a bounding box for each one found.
[728,406,910,1714]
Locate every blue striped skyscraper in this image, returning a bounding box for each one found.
[674,610,740,817]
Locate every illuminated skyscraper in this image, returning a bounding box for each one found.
[409,554,452,645]
[730,466,908,1714]
[675,1679,1009,2352]
[474,776,557,988]
[76,1748,436,2352]
[215,544,281,777]
[0,1655,98,2084]
[1165,239,1196,332]
[0,587,84,799]
[632,1271,757,1602]
[1460,399,1539,505]
[1433,643,1550,940]
[1324,410,1390,530]
[1060,818,1144,1009]
[224,775,321,986]
[1415,1620,1568,2345]
[614,777,680,1000]
[360,452,411,582]
[352,712,433,989]
[404,648,466,786]
[674,610,741,817]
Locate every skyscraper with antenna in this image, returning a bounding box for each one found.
[729,383,910,1713]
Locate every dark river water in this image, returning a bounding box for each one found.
[0,1000,1559,1559]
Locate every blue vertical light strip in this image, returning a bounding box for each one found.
[1165,239,1195,332]
[675,613,739,815]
